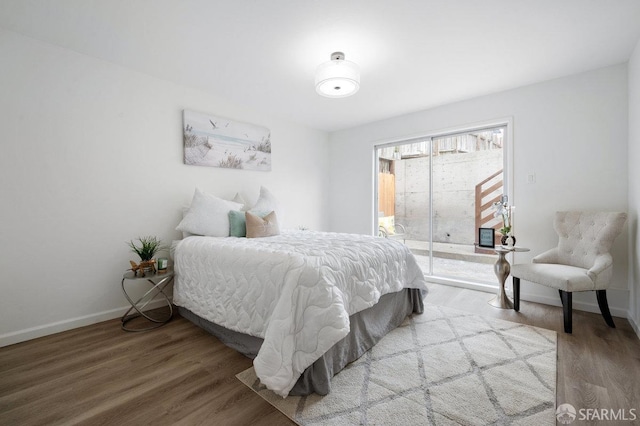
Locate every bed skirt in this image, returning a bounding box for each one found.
[178,287,425,396]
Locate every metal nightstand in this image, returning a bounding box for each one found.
[121,269,174,332]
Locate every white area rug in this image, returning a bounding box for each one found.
[237,304,557,425]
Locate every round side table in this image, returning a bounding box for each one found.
[488,246,529,309]
[121,269,174,332]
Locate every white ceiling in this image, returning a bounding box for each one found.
[1,0,640,132]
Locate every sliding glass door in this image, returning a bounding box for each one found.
[376,125,508,286]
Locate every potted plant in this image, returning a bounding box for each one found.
[127,236,167,276]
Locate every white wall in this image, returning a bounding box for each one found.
[628,39,640,336]
[0,29,329,346]
[329,64,629,317]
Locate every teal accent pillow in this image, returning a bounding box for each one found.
[229,210,247,237]
[229,210,269,237]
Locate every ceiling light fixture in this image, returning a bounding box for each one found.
[315,52,360,98]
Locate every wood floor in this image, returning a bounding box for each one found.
[1,283,639,426]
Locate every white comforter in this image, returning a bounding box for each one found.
[173,230,427,397]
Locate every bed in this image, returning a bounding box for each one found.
[172,230,427,397]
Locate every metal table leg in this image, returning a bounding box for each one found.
[121,273,174,332]
[488,248,514,309]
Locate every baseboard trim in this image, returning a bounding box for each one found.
[425,277,629,318]
[627,311,640,340]
[4,281,634,347]
[515,292,628,318]
[0,298,171,348]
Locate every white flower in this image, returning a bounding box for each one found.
[493,198,514,234]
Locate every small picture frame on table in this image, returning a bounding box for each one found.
[478,227,495,248]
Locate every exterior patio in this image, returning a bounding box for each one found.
[407,240,496,284]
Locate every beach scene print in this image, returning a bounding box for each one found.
[183,110,271,171]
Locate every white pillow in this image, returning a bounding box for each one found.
[251,186,283,226]
[177,188,243,237]
[232,192,247,211]
[181,207,194,239]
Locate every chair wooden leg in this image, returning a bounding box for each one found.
[559,290,572,334]
[596,290,616,328]
[512,277,520,312]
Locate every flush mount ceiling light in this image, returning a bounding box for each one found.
[315,52,360,98]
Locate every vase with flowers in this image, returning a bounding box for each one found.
[493,195,516,247]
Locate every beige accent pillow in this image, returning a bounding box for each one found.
[246,211,280,238]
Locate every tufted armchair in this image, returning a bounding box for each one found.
[510,211,627,333]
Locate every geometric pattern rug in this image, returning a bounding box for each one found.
[237,304,557,425]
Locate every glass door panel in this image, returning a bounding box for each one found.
[377,141,432,274]
[430,128,504,283]
[376,126,507,285]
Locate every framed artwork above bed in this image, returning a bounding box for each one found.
[183,109,271,171]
